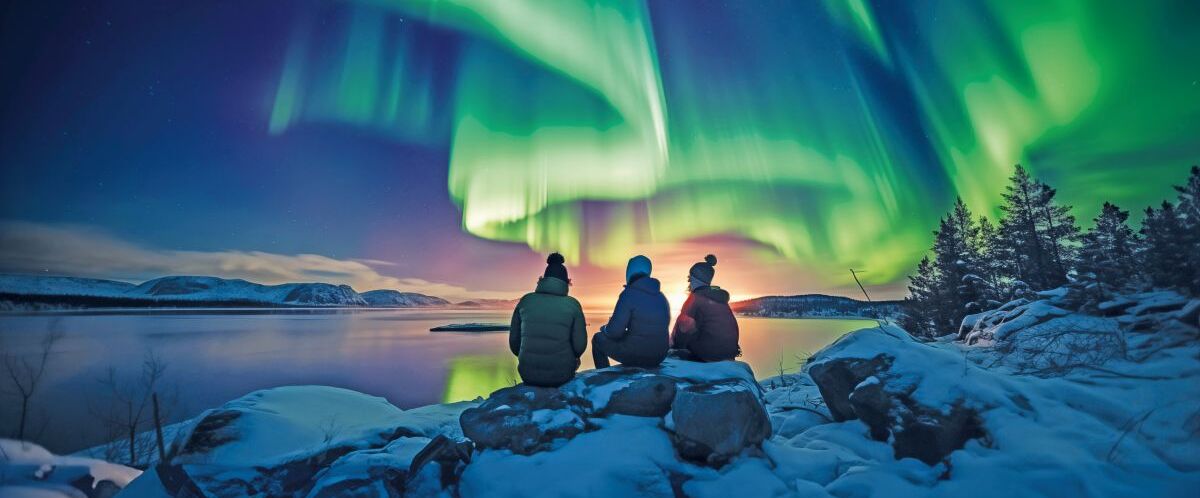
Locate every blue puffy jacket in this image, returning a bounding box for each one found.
[598,275,671,366]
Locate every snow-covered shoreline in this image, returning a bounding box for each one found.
[5,289,1197,497]
[0,274,457,310]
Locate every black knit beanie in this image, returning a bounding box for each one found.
[689,254,717,285]
[543,253,569,282]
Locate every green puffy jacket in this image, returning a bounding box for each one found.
[509,277,588,387]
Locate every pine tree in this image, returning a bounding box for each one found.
[1077,202,1138,295]
[1140,202,1191,290]
[995,165,1080,290]
[1172,166,1200,293]
[903,256,940,337]
[903,198,992,337]
[973,216,1006,307]
[1175,165,1200,222]
[931,198,983,332]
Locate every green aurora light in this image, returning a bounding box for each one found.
[268,0,1200,288]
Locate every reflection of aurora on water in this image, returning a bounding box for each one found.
[268,0,1200,288]
[441,354,518,403]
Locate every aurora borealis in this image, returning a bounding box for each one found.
[266,0,1200,289]
[1,1,1198,303]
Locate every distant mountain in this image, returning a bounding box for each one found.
[731,294,902,319]
[0,274,137,297]
[0,274,454,309]
[130,276,369,306]
[361,289,450,307]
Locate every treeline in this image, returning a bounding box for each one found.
[903,165,1200,338]
[731,294,903,319]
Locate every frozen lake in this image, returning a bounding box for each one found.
[0,308,876,453]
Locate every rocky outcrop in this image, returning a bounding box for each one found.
[118,360,771,497]
[807,327,989,465]
[462,358,770,466]
[124,387,476,497]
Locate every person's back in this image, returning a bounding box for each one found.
[673,285,740,361]
[509,254,587,387]
[592,255,670,368]
[671,254,741,361]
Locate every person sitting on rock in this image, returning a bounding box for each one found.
[509,252,588,387]
[670,254,740,361]
[592,255,671,369]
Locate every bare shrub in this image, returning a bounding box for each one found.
[1,320,64,441]
[89,351,178,468]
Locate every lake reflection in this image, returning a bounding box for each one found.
[0,309,874,453]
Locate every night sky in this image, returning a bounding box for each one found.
[2,1,1198,307]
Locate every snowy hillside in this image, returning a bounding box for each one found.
[0,274,137,297]
[731,293,902,319]
[361,289,450,307]
[0,274,453,308]
[129,276,368,306]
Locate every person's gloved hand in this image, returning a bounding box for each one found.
[675,314,697,335]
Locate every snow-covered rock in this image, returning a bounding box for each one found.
[460,358,770,461]
[757,289,1200,496]
[668,380,772,465]
[121,386,477,497]
[587,371,678,418]
[459,384,591,455]
[808,327,991,464]
[0,439,140,498]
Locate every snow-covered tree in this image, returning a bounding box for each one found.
[902,256,940,337]
[1077,202,1138,296]
[1175,165,1200,222]
[932,198,985,331]
[904,198,994,337]
[972,215,1006,308]
[1172,166,1200,293]
[1139,201,1192,292]
[995,165,1080,291]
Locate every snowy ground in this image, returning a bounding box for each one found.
[757,290,1199,497]
[0,439,140,497]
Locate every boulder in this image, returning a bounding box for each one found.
[459,384,591,455]
[807,328,989,465]
[566,367,677,417]
[303,435,472,498]
[304,438,429,498]
[668,380,772,465]
[605,374,677,417]
[140,387,474,497]
[807,355,892,422]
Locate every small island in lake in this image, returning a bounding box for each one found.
[429,323,510,332]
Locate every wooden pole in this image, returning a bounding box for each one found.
[153,392,166,461]
[849,268,872,302]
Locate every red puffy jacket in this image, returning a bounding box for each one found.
[670,286,740,361]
